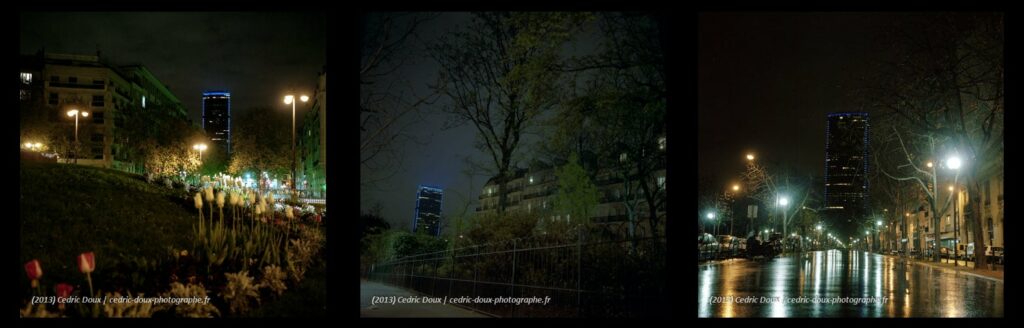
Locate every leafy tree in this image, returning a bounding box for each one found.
[228,107,291,179]
[552,152,599,225]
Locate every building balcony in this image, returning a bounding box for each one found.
[49,82,104,90]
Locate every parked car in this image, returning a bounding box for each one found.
[939,247,952,259]
[985,246,1004,265]
[958,243,975,261]
[716,235,742,259]
[698,233,719,261]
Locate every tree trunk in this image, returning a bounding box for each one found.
[966,171,988,268]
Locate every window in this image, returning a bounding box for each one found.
[92,112,104,124]
[19,90,30,100]
[48,93,59,105]
[93,79,104,86]
[50,76,59,83]
[984,180,991,205]
[529,176,534,184]
[987,218,994,242]
[620,153,627,162]
[658,137,666,150]
[69,76,78,83]
[92,95,104,107]
[543,201,547,209]
[657,176,666,188]
[20,73,32,84]
[91,133,104,142]
[142,95,146,108]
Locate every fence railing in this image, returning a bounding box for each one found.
[367,227,666,317]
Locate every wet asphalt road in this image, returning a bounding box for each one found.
[698,250,1003,317]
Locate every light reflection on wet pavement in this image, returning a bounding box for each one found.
[697,250,1003,317]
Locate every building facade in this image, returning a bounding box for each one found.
[20,51,187,170]
[476,137,667,238]
[413,185,443,236]
[298,70,326,198]
[824,112,870,235]
[202,91,231,156]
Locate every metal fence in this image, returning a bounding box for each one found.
[367,227,666,317]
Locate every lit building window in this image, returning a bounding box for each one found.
[657,176,665,188]
[529,176,534,184]
[620,153,627,162]
[142,96,146,108]
[658,137,666,150]
[20,73,32,84]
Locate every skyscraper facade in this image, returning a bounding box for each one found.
[202,91,231,155]
[413,185,443,236]
[824,112,870,234]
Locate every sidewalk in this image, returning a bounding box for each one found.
[886,255,1003,282]
[360,279,491,318]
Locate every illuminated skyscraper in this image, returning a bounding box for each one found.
[824,112,870,234]
[202,91,231,155]
[413,185,443,236]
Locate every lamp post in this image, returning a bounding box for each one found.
[946,155,962,265]
[816,224,822,251]
[728,184,740,235]
[876,220,883,253]
[778,196,789,236]
[192,143,207,162]
[284,94,309,193]
[707,212,717,237]
[66,109,89,164]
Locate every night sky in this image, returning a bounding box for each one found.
[20,12,326,125]
[698,13,890,190]
[360,13,603,231]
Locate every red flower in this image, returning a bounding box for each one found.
[78,252,95,274]
[25,259,43,281]
[55,283,73,310]
[55,283,73,298]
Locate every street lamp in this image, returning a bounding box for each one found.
[706,212,717,236]
[777,195,789,236]
[284,93,309,193]
[66,109,89,164]
[946,154,963,266]
[192,143,207,161]
[746,154,755,161]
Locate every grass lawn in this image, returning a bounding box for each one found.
[20,162,196,298]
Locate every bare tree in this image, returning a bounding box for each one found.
[361,12,440,188]
[865,13,1002,265]
[430,12,590,214]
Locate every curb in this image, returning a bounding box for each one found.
[906,260,1004,283]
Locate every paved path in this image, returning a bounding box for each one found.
[360,280,490,318]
